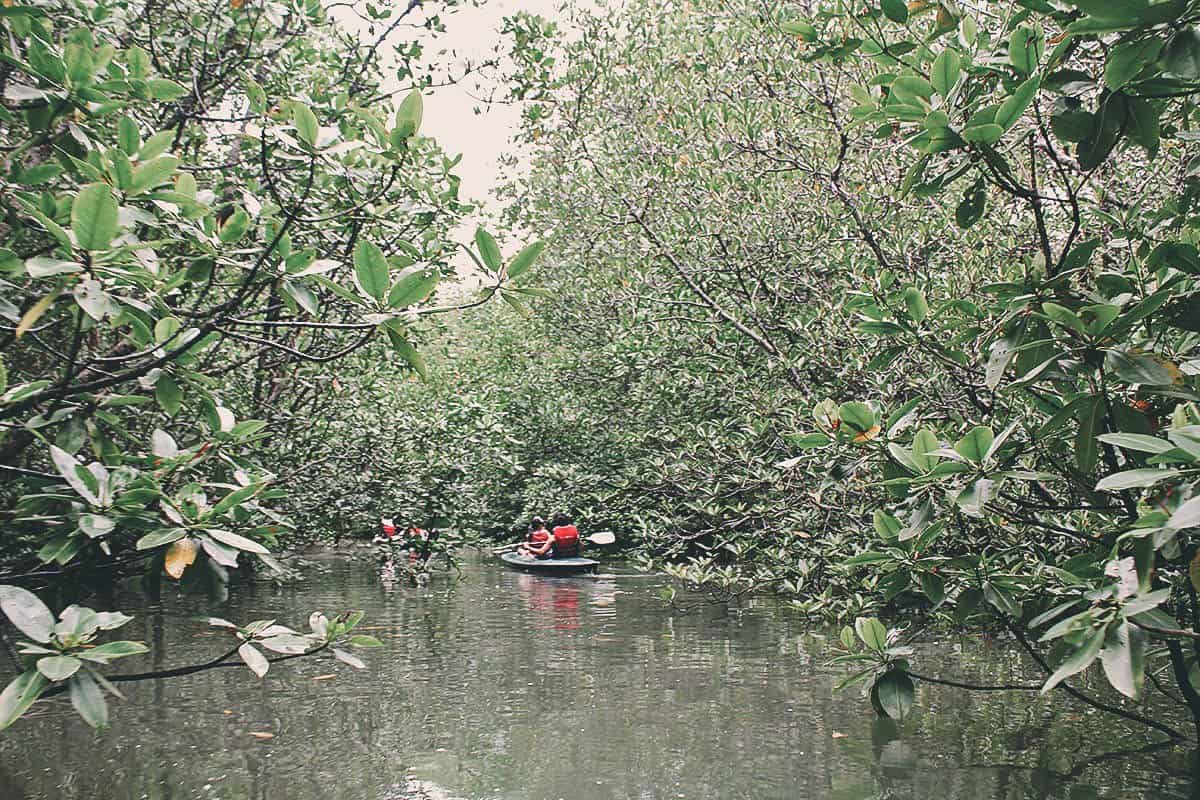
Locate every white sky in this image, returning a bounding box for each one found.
[332,0,565,277]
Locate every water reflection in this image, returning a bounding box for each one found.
[0,555,1192,800]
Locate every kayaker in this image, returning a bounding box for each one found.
[549,512,581,558]
[519,516,553,559]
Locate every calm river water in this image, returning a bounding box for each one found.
[0,554,1193,799]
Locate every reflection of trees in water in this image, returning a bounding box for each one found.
[0,562,1192,799]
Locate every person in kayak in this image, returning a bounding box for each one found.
[518,516,553,559]
[549,512,581,558]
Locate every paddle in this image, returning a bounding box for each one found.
[492,530,615,554]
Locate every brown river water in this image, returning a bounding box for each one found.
[0,553,1193,799]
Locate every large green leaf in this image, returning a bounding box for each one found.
[353,240,390,302]
[387,266,439,308]
[1095,468,1179,491]
[129,155,179,195]
[475,227,502,271]
[36,655,81,682]
[507,241,546,279]
[931,50,960,98]
[880,0,907,23]
[854,616,888,651]
[1105,38,1163,89]
[70,184,118,251]
[838,402,875,434]
[293,103,319,147]
[1042,627,1104,692]
[873,670,915,719]
[0,670,47,730]
[392,89,424,141]
[1009,26,1043,76]
[1099,621,1145,700]
[954,426,993,462]
[68,670,108,728]
[0,585,55,643]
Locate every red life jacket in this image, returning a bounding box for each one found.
[381,521,397,538]
[528,529,550,544]
[551,524,580,557]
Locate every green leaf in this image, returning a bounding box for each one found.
[855,616,888,651]
[68,671,108,728]
[0,670,47,730]
[911,428,940,471]
[1168,495,1200,530]
[0,585,55,643]
[1096,433,1171,453]
[881,0,908,23]
[1095,468,1180,491]
[931,50,961,97]
[954,426,993,462]
[873,670,914,719]
[1041,302,1086,334]
[138,130,174,161]
[500,290,532,317]
[475,227,502,271]
[128,155,179,194]
[155,373,182,416]
[118,116,141,155]
[79,513,116,538]
[218,208,250,244]
[1106,350,1172,385]
[206,528,269,554]
[1100,621,1145,700]
[1009,26,1043,76]
[36,655,81,682]
[135,528,187,550]
[383,320,427,380]
[901,286,928,323]
[838,401,875,434]
[392,89,424,140]
[1105,38,1163,89]
[293,103,319,147]
[507,241,545,279]
[387,266,439,308]
[955,179,986,228]
[146,78,187,100]
[787,432,831,449]
[245,78,266,113]
[71,184,119,251]
[1075,396,1103,474]
[1163,28,1200,80]
[995,76,1040,130]
[983,581,1020,618]
[348,634,383,647]
[353,240,390,302]
[1042,627,1104,693]
[239,643,270,677]
[78,640,149,663]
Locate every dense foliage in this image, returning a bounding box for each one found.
[0,0,546,729]
[369,0,1200,742]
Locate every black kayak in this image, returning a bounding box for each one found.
[500,551,599,575]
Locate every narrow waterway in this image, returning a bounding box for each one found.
[0,554,1191,799]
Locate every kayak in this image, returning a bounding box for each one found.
[499,551,599,575]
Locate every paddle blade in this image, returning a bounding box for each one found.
[587,531,615,545]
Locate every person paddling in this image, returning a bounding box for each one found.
[519,516,553,559]
[549,512,581,558]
